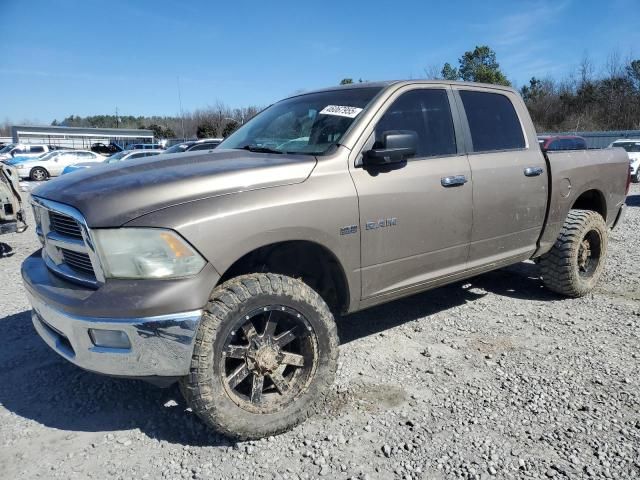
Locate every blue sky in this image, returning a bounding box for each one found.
[1,0,639,124]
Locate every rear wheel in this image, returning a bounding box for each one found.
[539,209,608,297]
[29,167,49,181]
[180,273,338,440]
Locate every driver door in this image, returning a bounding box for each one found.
[350,86,473,300]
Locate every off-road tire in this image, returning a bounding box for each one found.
[180,273,339,440]
[29,167,49,181]
[539,209,608,297]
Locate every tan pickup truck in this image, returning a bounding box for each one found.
[21,80,630,439]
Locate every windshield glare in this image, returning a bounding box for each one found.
[219,87,382,155]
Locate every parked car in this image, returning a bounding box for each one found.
[162,139,223,154]
[608,139,640,183]
[9,149,103,180]
[91,142,123,156]
[128,143,165,150]
[62,149,163,175]
[0,163,27,234]
[0,143,49,162]
[538,135,587,151]
[22,80,629,440]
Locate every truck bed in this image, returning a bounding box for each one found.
[535,147,629,256]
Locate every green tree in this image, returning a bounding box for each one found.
[339,78,353,85]
[520,77,544,102]
[146,124,175,139]
[627,59,640,89]
[458,45,510,86]
[222,121,239,138]
[196,121,217,139]
[441,63,459,80]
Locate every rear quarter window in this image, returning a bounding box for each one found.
[459,90,525,152]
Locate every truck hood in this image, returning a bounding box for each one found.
[32,149,317,227]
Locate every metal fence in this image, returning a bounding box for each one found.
[539,130,640,149]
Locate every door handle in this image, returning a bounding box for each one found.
[524,166,544,177]
[441,175,468,187]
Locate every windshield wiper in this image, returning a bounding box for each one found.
[237,144,283,154]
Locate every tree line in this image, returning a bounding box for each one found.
[346,46,640,132]
[46,103,262,140]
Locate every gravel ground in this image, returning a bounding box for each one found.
[1,184,638,480]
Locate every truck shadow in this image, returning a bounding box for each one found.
[338,261,557,343]
[0,311,230,447]
[0,262,555,444]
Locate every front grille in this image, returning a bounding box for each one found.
[49,211,83,239]
[32,197,102,286]
[61,248,95,276]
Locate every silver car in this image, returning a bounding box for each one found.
[12,150,103,180]
[62,149,164,175]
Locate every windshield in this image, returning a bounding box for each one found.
[0,144,16,154]
[105,151,128,163]
[37,151,60,161]
[613,142,640,153]
[219,87,383,155]
[163,143,190,154]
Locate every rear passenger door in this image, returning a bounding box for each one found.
[350,86,473,299]
[453,87,547,266]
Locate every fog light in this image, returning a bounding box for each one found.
[89,329,131,349]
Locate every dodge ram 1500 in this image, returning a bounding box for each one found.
[22,80,630,439]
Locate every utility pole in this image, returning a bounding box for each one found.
[177,76,186,140]
[115,106,119,128]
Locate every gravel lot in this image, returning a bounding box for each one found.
[1,185,638,480]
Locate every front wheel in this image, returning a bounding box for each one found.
[539,209,608,297]
[180,273,339,440]
[29,167,49,181]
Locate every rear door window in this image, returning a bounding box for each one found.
[459,90,525,152]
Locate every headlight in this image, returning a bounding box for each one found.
[15,164,24,169]
[93,228,206,279]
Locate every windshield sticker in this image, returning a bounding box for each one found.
[319,105,363,118]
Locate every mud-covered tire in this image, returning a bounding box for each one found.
[180,273,339,440]
[29,167,49,181]
[539,209,608,297]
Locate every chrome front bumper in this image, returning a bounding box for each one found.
[27,289,202,378]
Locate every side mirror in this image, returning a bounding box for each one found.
[363,130,417,166]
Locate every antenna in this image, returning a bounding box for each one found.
[177,76,185,140]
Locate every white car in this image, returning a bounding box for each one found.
[11,150,103,181]
[62,149,163,175]
[0,143,50,162]
[609,139,640,183]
